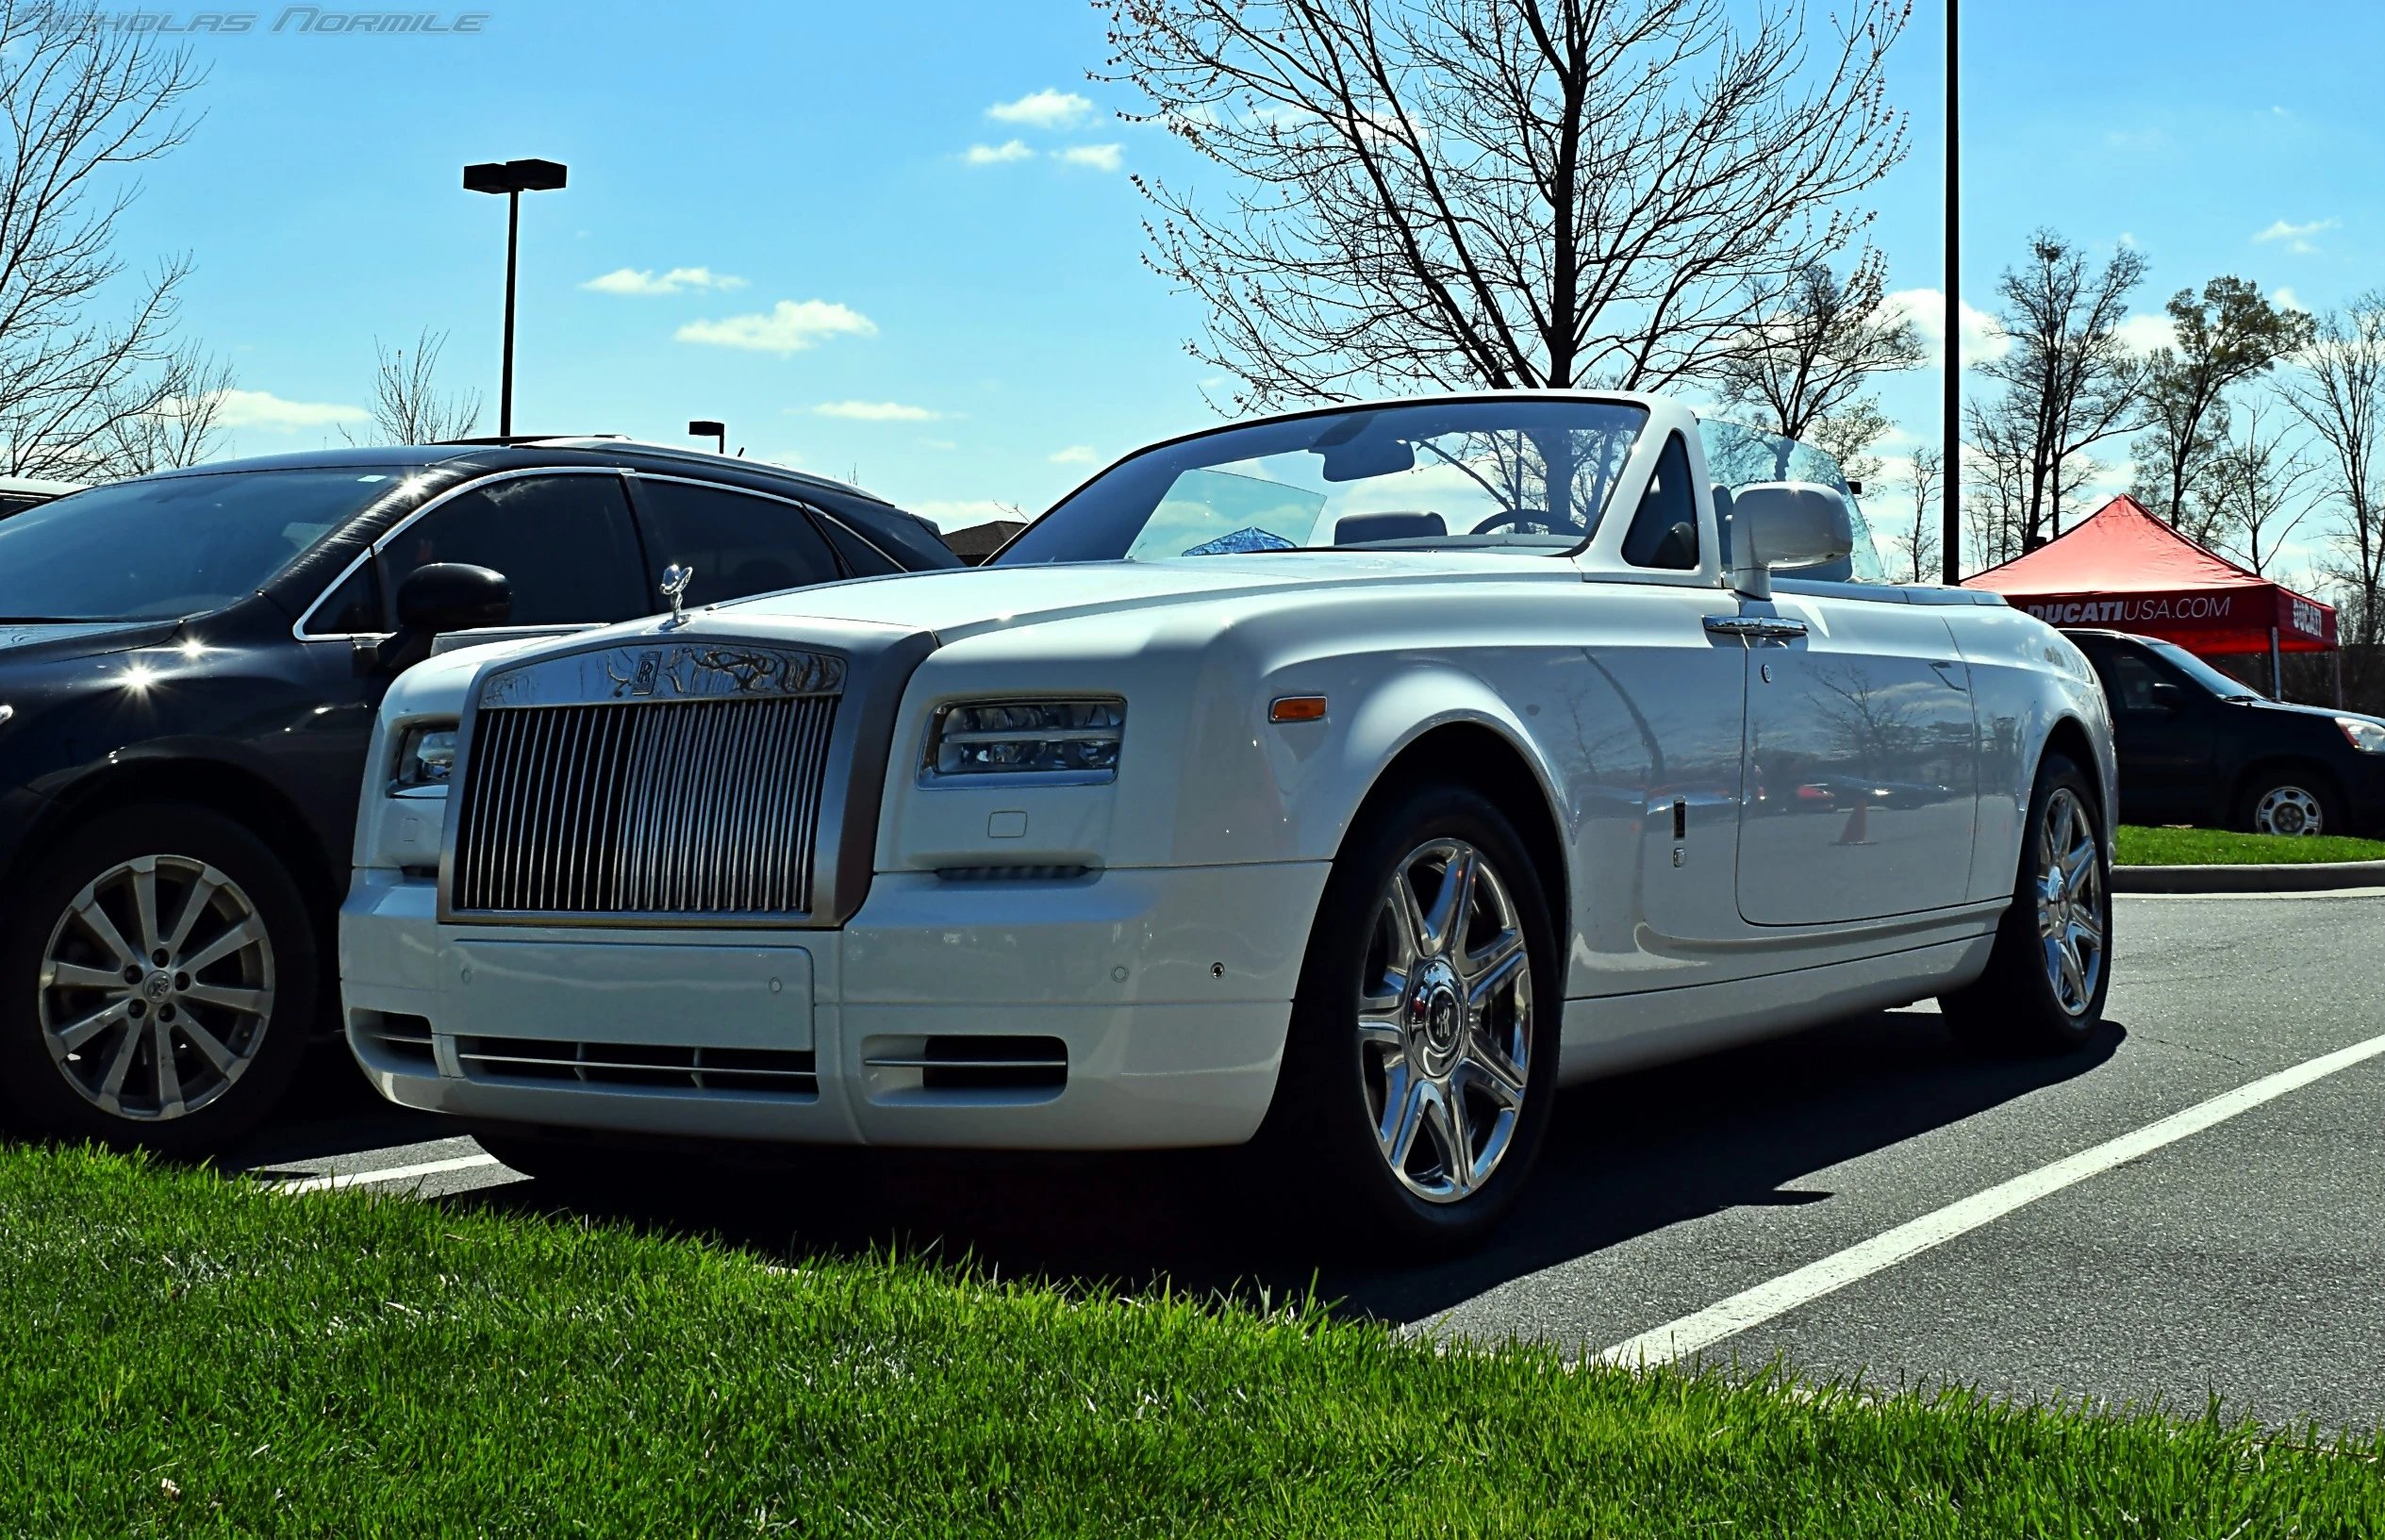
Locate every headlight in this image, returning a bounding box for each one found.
[2338,717,2385,754]
[390,721,458,794]
[922,698,1125,784]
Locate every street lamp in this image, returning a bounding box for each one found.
[463,157,568,439]
[1941,1,1962,585]
[688,419,726,455]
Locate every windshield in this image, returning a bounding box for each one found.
[1698,418,1888,583]
[2145,637,2265,700]
[1000,399,1649,564]
[0,468,408,621]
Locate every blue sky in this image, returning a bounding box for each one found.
[112,0,2384,558]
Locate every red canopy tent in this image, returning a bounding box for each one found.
[1963,497,2336,689]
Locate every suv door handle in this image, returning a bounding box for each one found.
[1704,616,1808,640]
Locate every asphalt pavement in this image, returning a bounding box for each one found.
[230,888,2385,1432]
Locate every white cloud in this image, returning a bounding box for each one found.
[966,140,1034,165]
[2114,312,2178,356]
[675,300,876,356]
[2255,217,2338,255]
[1048,444,1098,465]
[811,400,939,422]
[2275,286,2307,312]
[207,389,370,430]
[582,266,748,296]
[1883,288,2009,366]
[987,89,1094,128]
[1056,143,1124,172]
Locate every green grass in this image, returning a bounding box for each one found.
[2115,824,2385,867]
[4,1145,2381,1536]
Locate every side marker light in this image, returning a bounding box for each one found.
[1269,694,1328,723]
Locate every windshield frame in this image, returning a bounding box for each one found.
[995,391,1674,568]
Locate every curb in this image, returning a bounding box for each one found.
[2112,859,2385,895]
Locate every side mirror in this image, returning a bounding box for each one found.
[377,563,512,672]
[2146,681,2189,713]
[1727,482,1853,598]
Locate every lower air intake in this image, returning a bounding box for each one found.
[455,1036,818,1100]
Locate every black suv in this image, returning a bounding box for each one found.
[2064,628,2385,837]
[0,439,958,1154]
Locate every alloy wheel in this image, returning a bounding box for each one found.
[1355,837,1535,1204]
[38,853,276,1121]
[2253,786,2326,836]
[2034,789,2106,1018]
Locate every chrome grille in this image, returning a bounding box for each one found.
[452,695,837,916]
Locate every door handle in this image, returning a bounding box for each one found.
[1704,616,1808,640]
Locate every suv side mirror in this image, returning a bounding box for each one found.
[2147,681,2188,713]
[377,563,512,673]
[1727,482,1852,598]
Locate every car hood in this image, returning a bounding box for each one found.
[2239,697,2384,731]
[0,619,184,665]
[705,553,1581,642]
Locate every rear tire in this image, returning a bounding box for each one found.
[1252,782,1562,1256]
[1939,753,2111,1055]
[0,804,315,1158]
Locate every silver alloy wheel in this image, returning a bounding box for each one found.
[1355,837,1534,1204]
[2034,788,2107,1018]
[2252,785,2326,836]
[38,853,276,1121]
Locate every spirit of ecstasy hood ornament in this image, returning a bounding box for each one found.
[658,563,694,629]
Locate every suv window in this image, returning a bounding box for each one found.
[636,478,840,605]
[1620,432,1699,570]
[2090,650,2168,713]
[307,557,385,635]
[382,473,649,625]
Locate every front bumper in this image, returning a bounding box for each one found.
[340,861,1329,1150]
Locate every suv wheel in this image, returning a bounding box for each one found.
[1256,783,1561,1255]
[2240,770,2342,836]
[0,805,314,1157]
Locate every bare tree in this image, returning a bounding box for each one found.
[348,328,482,445]
[2128,276,2312,528]
[2281,291,2385,645]
[1719,249,1924,456]
[94,342,232,475]
[0,3,205,482]
[1882,443,1938,582]
[1104,0,1912,409]
[1974,230,2149,550]
[2193,394,2317,578]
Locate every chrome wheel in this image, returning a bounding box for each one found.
[38,854,276,1121]
[2034,789,2106,1018]
[2252,785,2326,836]
[1355,838,1534,1204]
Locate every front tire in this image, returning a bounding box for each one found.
[0,804,316,1158]
[1939,753,2111,1055]
[1256,783,1561,1255]
[2237,768,2344,837]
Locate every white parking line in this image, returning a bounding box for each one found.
[1599,1028,2385,1368]
[272,1153,505,1195]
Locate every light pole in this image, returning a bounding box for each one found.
[688,419,726,455]
[1940,0,1962,585]
[463,157,568,439]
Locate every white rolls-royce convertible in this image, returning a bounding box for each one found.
[341,392,2115,1250]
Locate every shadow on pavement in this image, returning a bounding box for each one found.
[224,1039,451,1170]
[423,1007,2122,1322]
